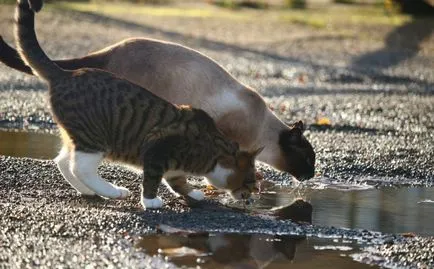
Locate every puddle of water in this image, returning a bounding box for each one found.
[0,130,59,159]
[1,130,433,236]
[136,233,371,269]
[253,186,434,236]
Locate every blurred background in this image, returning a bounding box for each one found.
[1,0,434,14]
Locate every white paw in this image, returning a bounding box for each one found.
[187,189,205,201]
[141,197,163,209]
[115,186,131,200]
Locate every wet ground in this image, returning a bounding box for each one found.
[0,2,434,268]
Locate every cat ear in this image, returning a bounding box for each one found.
[236,148,262,170]
[280,127,302,146]
[0,36,4,53]
[286,121,305,144]
[28,0,44,12]
[294,120,305,132]
[249,146,264,158]
[289,127,302,144]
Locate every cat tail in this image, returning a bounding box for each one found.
[0,35,34,75]
[14,0,66,81]
[0,35,109,76]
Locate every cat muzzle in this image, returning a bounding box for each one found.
[230,187,252,200]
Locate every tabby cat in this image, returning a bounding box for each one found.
[14,0,262,209]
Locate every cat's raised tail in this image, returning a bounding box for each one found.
[0,35,34,75]
[14,0,66,81]
[0,35,109,76]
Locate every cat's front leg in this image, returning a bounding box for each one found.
[141,165,164,210]
[165,176,205,201]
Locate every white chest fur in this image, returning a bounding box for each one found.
[205,164,232,189]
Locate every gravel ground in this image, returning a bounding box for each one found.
[0,156,402,268]
[352,236,434,268]
[0,3,433,268]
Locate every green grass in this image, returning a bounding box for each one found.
[53,1,250,19]
[279,5,411,28]
[212,0,269,10]
[334,0,357,4]
[283,15,326,28]
[284,0,307,9]
[50,1,412,29]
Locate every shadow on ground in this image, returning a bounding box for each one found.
[352,18,434,69]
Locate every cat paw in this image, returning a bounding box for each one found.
[141,197,163,209]
[115,186,131,199]
[187,189,205,201]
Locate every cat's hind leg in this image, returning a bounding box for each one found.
[165,176,205,201]
[54,147,95,196]
[70,150,131,199]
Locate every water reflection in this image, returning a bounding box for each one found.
[0,130,59,159]
[136,233,370,269]
[256,187,434,236]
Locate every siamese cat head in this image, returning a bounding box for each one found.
[277,121,315,181]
